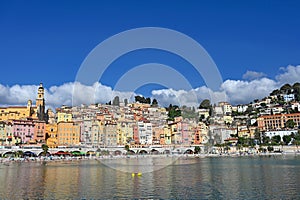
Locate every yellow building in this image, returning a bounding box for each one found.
[57,122,81,146]
[163,126,171,145]
[0,83,46,122]
[56,112,72,123]
[117,121,134,145]
[0,100,35,121]
[223,115,233,124]
[46,123,58,148]
[198,109,210,120]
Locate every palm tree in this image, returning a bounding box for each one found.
[41,144,49,156]
[194,146,201,154]
[16,150,24,158]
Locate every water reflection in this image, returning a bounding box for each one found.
[0,156,300,199]
[99,155,179,173]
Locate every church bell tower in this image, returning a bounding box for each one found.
[36,83,45,121]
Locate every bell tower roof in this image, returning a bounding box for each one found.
[38,83,44,90]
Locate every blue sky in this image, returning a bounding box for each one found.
[0,1,300,107]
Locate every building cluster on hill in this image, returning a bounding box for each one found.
[0,83,300,148]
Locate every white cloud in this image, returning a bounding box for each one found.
[221,78,277,105]
[242,70,266,80]
[0,82,137,110]
[0,84,38,105]
[1,65,300,108]
[276,65,300,85]
[151,86,227,107]
[152,65,300,106]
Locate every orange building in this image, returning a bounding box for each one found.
[33,121,46,143]
[57,122,81,146]
[257,113,300,131]
[46,123,58,148]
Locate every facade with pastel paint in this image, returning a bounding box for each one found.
[12,119,35,144]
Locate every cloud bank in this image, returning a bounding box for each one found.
[242,70,266,80]
[0,65,300,109]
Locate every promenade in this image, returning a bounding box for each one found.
[1,145,300,166]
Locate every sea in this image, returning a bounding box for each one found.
[0,155,300,199]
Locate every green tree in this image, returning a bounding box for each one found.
[292,82,300,90]
[194,146,201,154]
[267,146,274,152]
[151,98,158,106]
[245,105,254,114]
[167,104,181,121]
[283,135,292,145]
[135,96,151,104]
[199,99,211,109]
[292,82,300,101]
[293,131,300,150]
[238,137,246,146]
[16,150,24,158]
[270,89,280,96]
[262,135,270,145]
[146,97,151,104]
[271,135,281,145]
[125,144,130,152]
[260,103,267,108]
[285,119,295,129]
[254,128,261,143]
[41,144,49,156]
[280,83,292,93]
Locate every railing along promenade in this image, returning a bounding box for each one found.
[1,144,299,157]
[0,144,201,156]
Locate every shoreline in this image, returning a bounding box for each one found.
[1,151,300,165]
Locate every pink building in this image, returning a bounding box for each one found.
[133,125,139,144]
[181,122,190,145]
[13,119,35,144]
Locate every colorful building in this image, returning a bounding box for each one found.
[104,122,118,146]
[0,83,47,122]
[257,113,300,131]
[0,100,35,121]
[57,122,81,146]
[137,120,152,145]
[0,122,14,146]
[56,112,72,123]
[46,123,58,148]
[0,122,6,145]
[33,121,46,144]
[12,119,35,144]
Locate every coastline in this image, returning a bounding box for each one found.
[1,151,299,166]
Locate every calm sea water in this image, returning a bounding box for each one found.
[0,155,300,199]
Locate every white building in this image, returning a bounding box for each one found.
[137,121,152,145]
[284,94,295,102]
[291,102,300,111]
[222,104,232,115]
[265,130,297,142]
[214,106,223,116]
[237,105,248,113]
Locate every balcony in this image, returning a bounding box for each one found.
[37,134,44,137]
